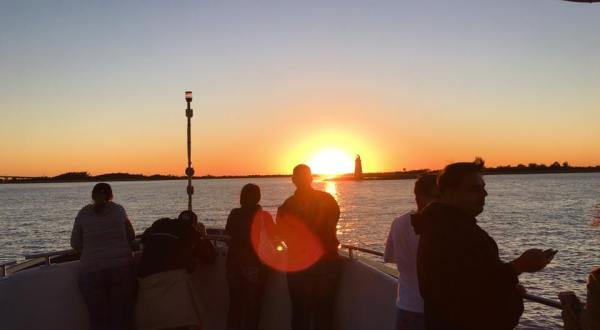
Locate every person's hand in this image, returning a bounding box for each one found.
[558,291,584,330]
[510,248,554,274]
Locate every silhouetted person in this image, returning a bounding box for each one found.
[384,174,439,330]
[70,183,136,330]
[136,211,214,330]
[412,159,555,330]
[226,183,275,330]
[560,266,600,330]
[179,210,217,267]
[277,164,341,330]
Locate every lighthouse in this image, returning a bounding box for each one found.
[354,155,363,180]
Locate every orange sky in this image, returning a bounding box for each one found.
[1,2,600,177]
[1,91,599,177]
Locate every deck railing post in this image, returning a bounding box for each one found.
[0,261,16,278]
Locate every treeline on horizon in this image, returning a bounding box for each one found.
[334,161,600,181]
[0,171,290,184]
[2,161,600,183]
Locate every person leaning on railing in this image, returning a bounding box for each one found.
[560,266,600,330]
[70,182,136,330]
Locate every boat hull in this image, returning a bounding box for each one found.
[0,252,397,330]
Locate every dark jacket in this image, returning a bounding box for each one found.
[412,202,523,330]
[225,205,274,271]
[277,188,340,261]
[138,218,215,278]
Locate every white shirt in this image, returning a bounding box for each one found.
[384,211,423,313]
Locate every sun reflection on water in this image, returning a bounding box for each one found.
[325,181,337,200]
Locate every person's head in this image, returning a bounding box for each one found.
[91,183,113,205]
[292,164,313,190]
[414,173,439,212]
[240,183,261,208]
[91,183,113,214]
[437,159,487,217]
[178,210,198,227]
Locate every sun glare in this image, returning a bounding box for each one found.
[307,149,354,175]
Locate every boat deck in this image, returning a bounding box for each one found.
[0,242,398,330]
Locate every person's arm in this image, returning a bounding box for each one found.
[70,223,83,250]
[582,268,600,330]
[559,291,585,330]
[225,209,236,236]
[70,211,83,250]
[251,210,277,252]
[125,220,135,243]
[120,206,135,243]
[322,193,340,250]
[383,221,395,263]
[509,248,553,276]
[261,211,281,246]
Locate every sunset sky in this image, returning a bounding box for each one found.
[1,1,599,176]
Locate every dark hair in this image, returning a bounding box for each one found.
[414,173,438,197]
[437,158,485,195]
[91,183,113,214]
[178,210,198,226]
[92,183,113,201]
[240,183,261,208]
[293,164,311,176]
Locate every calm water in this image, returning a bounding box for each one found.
[1,173,599,329]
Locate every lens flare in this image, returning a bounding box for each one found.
[251,211,323,272]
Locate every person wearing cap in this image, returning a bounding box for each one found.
[70,182,136,330]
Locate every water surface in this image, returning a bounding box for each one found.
[1,173,599,329]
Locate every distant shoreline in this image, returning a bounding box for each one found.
[331,167,600,181]
[2,165,600,184]
[0,173,292,184]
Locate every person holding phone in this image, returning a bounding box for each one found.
[412,159,555,330]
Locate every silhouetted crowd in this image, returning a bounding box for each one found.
[71,161,599,330]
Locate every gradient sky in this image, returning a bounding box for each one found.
[1,1,599,176]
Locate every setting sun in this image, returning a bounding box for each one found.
[307,149,354,175]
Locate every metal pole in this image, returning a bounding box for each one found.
[185,91,194,211]
[524,293,562,309]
